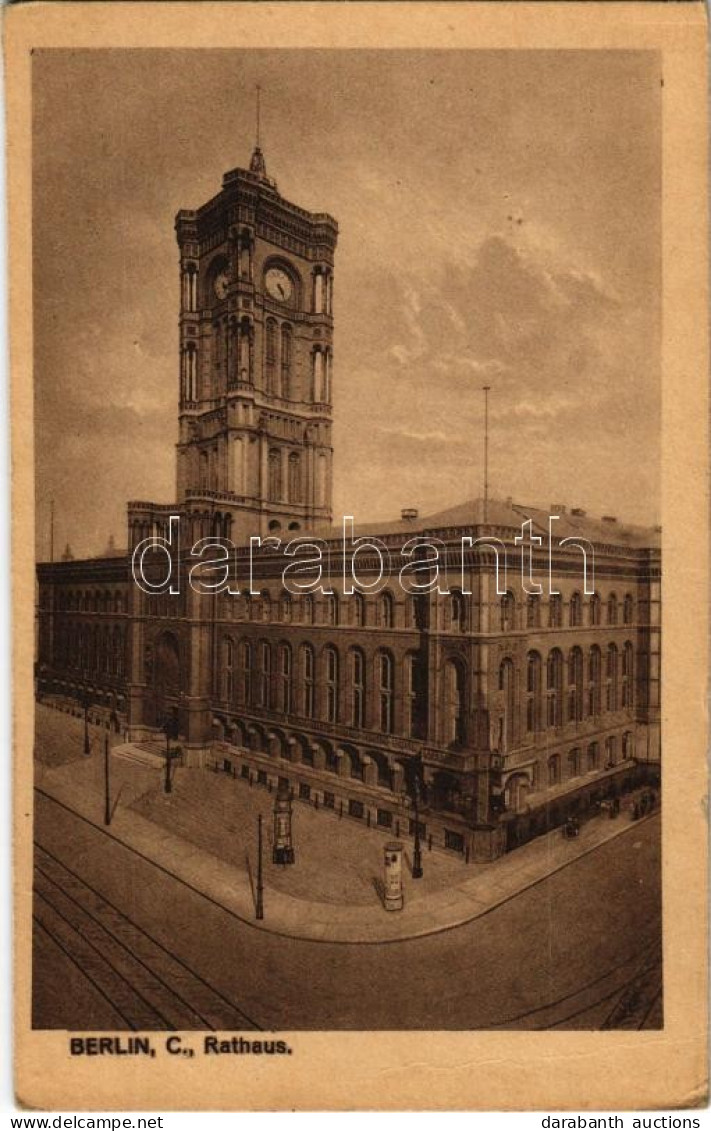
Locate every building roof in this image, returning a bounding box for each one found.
[309,497,661,550]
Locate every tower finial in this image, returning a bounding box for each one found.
[250,83,269,180]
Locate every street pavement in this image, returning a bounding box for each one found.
[33,703,660,943]
[32,703,662,1030]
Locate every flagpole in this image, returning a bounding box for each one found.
[482,385,491,523]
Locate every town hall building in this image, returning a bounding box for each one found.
[36,143,661,860]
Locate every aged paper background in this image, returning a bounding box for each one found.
[8,1,708,1111]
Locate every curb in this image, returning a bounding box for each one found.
[34,785,661,946]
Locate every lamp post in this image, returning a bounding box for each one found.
[256,813,264,920]
[79,685,91,756]
[104,731,111,826]
[405,752,425,879]
[162,715,180,795]
[412,778,424,879]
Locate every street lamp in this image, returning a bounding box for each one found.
[405,752,425,879]
[162,715,180,794]
[78,684,91,756]
[256,813,264,920]
[104,731,111,826]
[412,778,424,880]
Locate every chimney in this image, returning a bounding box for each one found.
[602,515,617,524]
[571,507,586,517]
[401,508,418,522]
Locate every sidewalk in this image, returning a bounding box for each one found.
[34,734,660,945]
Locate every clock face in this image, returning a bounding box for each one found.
[213,271,230,300]
[265,267,293,303]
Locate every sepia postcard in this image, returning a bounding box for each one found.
[8,1,708,1112]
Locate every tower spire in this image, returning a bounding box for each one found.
[249,83,268,180]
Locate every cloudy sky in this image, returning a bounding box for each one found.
[33,49,661,559]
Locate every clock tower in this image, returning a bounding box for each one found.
[174,144,338,544]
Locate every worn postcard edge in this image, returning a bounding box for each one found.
[7,1,709,1112]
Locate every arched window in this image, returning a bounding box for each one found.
[605,735,617,766]
[265,318,278,395]
[569,592,582,627]
[405,652,424,738]
[567,748,581,779]
[350,648,365,728]
[548,593,562,628]
[498,657,515,750]
[239,641,253,705]
[302,594,314,625]
[268,449,281,502]
[588,646,602,716]
[526,594,541,629]
[112,627,123,678]
[526,651,542,733]
[379,652,394,734]
[378,591,394,629]
[238,316,253,384]
[444,658,465,746]
[301,644,314,718]
[546,648,563,728]
[280,591,292,623]
[567,646,583,722]
[589,592,601,626]
[548,753,561,787]
[279,643,292,714]
[223,637,234,700]
[288,452,301,503]
[258,641,271,708]
[351,591,365,627]
[606,644,619,711]
[313,270,324,315]
[261,591,271,622]
[500,591,515,632]
[324,646,339,723]
[312,349,324,402]
[622,642,634,707]
[623,594,634,624]
[622,731,634,760]
[280,324,292,398]
[587,742,599,773]
[406,595,419,629]
[607,593,618,625]
[451,590,466,632]
[326,593,339,626]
